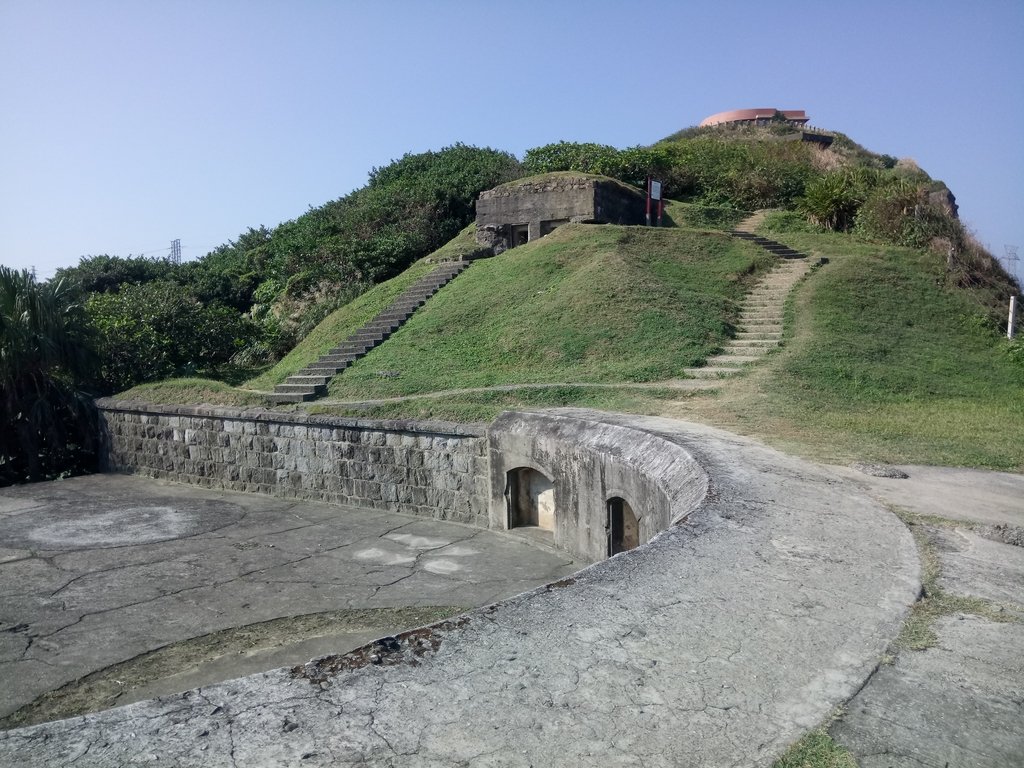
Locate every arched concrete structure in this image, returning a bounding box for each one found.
[488,411,707,562]
[506,465,556,531]
[0,409,920,767]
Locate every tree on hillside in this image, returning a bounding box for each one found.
[86,281,260,391]
[55,254,178,295]
[206,144,524,356]
[0,267,100,485]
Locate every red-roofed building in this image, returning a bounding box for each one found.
[700,108,809,127]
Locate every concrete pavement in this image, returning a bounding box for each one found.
[0,413,921,767]
[827,465,1024,767]
[0,474,578,726]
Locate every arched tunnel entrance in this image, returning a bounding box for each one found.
[506,467,555,531]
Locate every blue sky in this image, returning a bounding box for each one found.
[2,0,1022,284]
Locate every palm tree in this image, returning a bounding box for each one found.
[0,266,100,485]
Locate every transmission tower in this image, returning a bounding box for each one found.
[1005,245,1019,274]
[170,239,182,265]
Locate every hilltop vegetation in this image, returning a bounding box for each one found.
[5,119,1022,483]
[50,120,1018,396]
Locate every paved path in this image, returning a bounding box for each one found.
[0,414,920,767]
[827,465,1024,767]
[0,475,577,724]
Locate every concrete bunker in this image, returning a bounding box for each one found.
[506,467,556,531]
[475,174,645,254]
[489,412,708,563]
[606,496,640,556]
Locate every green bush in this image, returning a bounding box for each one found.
[853,179,956,248]
[87,282,259,391]
[796,168,882,231]
[523,141,671,189]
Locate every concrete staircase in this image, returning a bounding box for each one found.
[683,218,814,380]
[270,260,473,404]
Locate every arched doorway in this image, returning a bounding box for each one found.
[607,497,639,556]
[506,468,555,531]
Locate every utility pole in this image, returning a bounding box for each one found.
[170,239,182,265]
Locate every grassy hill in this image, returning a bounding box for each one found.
[665,228,1024,470]
[249,222,771,398]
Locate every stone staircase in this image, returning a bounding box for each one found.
[683,218,814,380]
[270,260,473,404]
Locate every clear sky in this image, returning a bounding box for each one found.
[2,0,1022,284]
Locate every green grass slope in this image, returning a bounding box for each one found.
[320,224,771,400]
[245,227,484,391]
[698,230,1024,470]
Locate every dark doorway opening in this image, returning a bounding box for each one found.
[510,224,530,248]
[607,497,640,556]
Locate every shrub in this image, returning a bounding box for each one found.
[522,141,671,189]
[798,170,871,231]
[87,282,259,391]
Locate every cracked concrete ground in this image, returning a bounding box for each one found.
[828,465,1024,768]
[0,415,921,767]
[0,474,578,725]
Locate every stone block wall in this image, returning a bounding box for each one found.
[97,403,705,563]
[97,400,490,526]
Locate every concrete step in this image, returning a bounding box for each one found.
[269,391,317,404]
[683,367,743,378]
[284,375,331,386]
[727,339,779,347]
[718,346,771,356]
[705,354,761,365]
[274,383,326,395]
[362,322,401,334]
[328,345,370,355]
[736,332,782,339]
[304,363,350,374]
[389,299,426,311]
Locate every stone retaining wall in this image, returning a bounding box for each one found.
[97,403,707,563]
[96,400,489,526]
